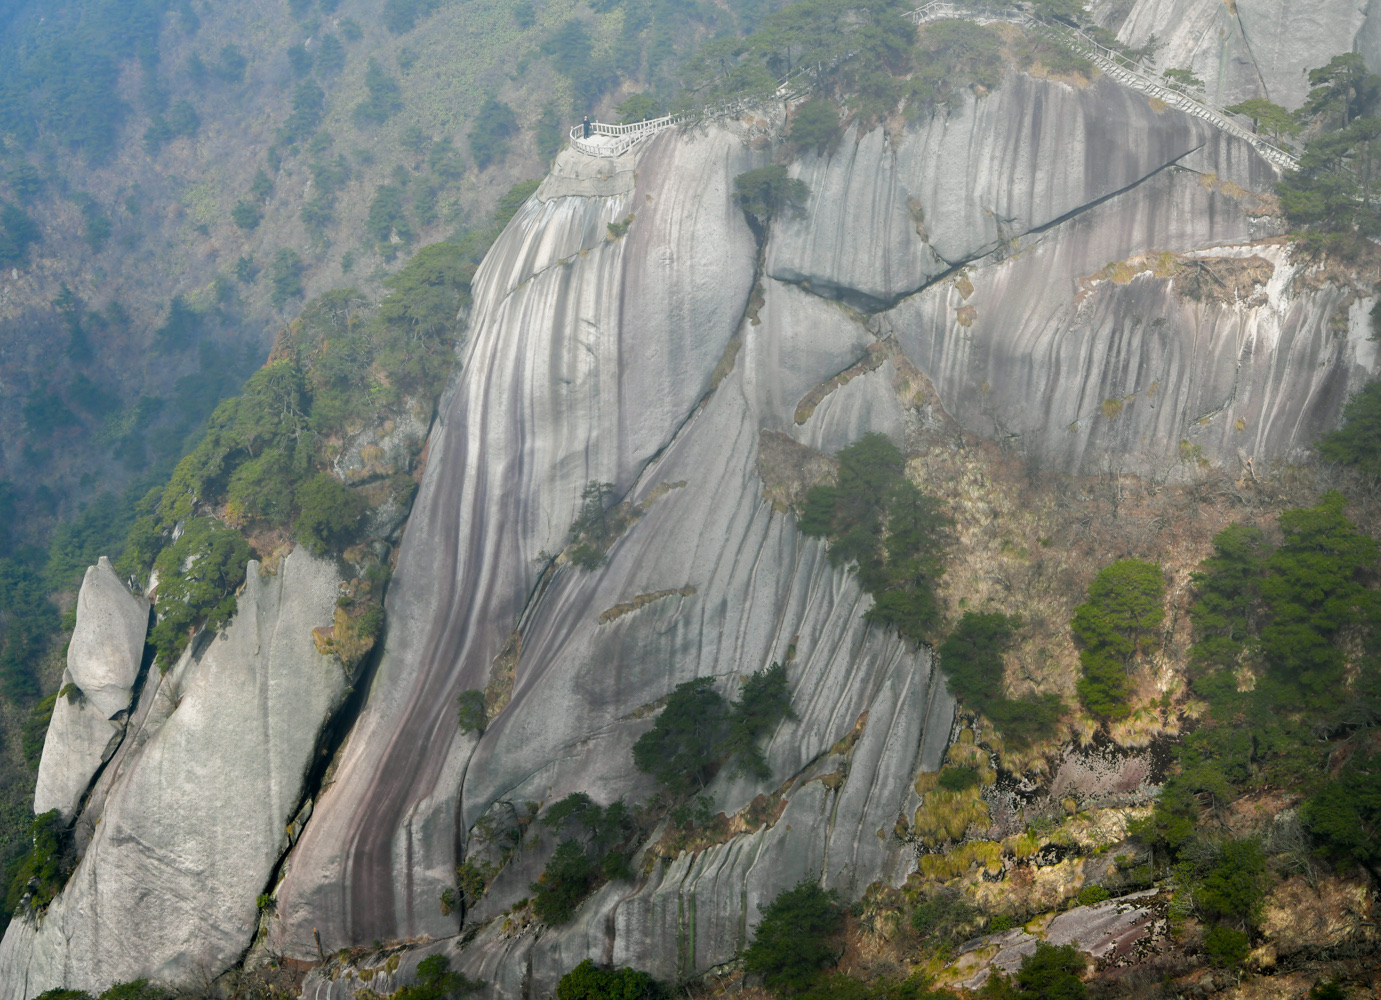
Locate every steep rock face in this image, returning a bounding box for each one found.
[34,557,148,821]
[767,72,1262,306]
[1107,0,1381,109]
[772,82,1373,473]
[882,175,1374,473]
[270,70,1377,996]
[442,278,952,992]
[0,550,345,998]
[267,128,764,956]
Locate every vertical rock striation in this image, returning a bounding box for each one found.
[0,551,346,998]
[34,557,148,823]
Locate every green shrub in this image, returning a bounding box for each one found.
[143,99,200,153]
[148,517,251,667]
[567,481,618,569]
[317,34,346,76]
[615,93,666,124]
[0,202,41,268]
[530,839,600,924]
[97,979,169,1000]
[1175,837,1267,957]
[788,99,840,152]
[1072,559,1164,719]
[557,960,664,1000]
[293,474,364,555]
[937,767,979,792]
[529,795,638,924]
[353,60,402,127]
[633,663,794,795]
[230,200,262,230]
[1202,924,1250,966]
[1260,491,1376,706]
[367,183,413,251]
[909,887,979,953]
[632,677,729,795]
[799,434,949,644]
[907,21,1004,116]
[938,612,1062,748]
[1076,885,1109,906]
[1319,382,1381,476]
[383,0,440,35]
[393,954,482,1000]
[1302,751,1380,871]
[743,880,844,995]
[270,249,305,308]
[734,166,810,229]
[1310,981,1346,1000]
[456,690,487,734]
[1012,942,1085,1000]
[279,81,326,145]
[986,913,1015,933]
[5,810,74,915]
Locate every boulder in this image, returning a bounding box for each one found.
[65,556,147,720]
[33,557,148,821]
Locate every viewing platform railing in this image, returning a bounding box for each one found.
[566,2,1301,172]
[569,113,687,157]
[907,1,1301,171]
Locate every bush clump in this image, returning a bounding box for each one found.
[800,433,950,644]
[148,517,252,668]
[1071,559,1165,719]
[557,960,664,1000]
[293,474,364,555]
[938,612,1063,748]
[734,166,810,233]
[632,662,795,796]
[743,879,844,995]
[392,955,482,1000]
[4,810,74,917]
[529,793,637,924]
[456,689,487,734]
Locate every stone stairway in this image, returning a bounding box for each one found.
[906,1,1301,171]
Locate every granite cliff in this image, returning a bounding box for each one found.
[4,2,1380,997]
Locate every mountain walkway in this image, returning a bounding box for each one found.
[569,1,1301,171]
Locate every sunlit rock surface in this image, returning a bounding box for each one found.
[0,551,344,998]
[33,558,148,822]
[273,73,1374,996]
[7,34,1381,999]
[1104,0,1380,110]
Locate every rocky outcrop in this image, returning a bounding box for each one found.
[946,890,1164,989]
[0,550,346,998]
[263,65,1378,997]
[11,31,1381,999]
[1104,0,1381,110]
[768,72,1269,307]
[266,122,765,958]
[33,557,148,822]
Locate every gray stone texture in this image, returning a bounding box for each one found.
[0,551,345,998]
[271,73,1374,996]
[7,31,1381,998]
[1107,0,1381,110]
[33,557,148,821]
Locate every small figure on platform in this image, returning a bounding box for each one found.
[582,115,591,138]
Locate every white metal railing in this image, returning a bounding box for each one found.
[906,1,1300,170]
[565,2,1302,171]
[569,113,687,158]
